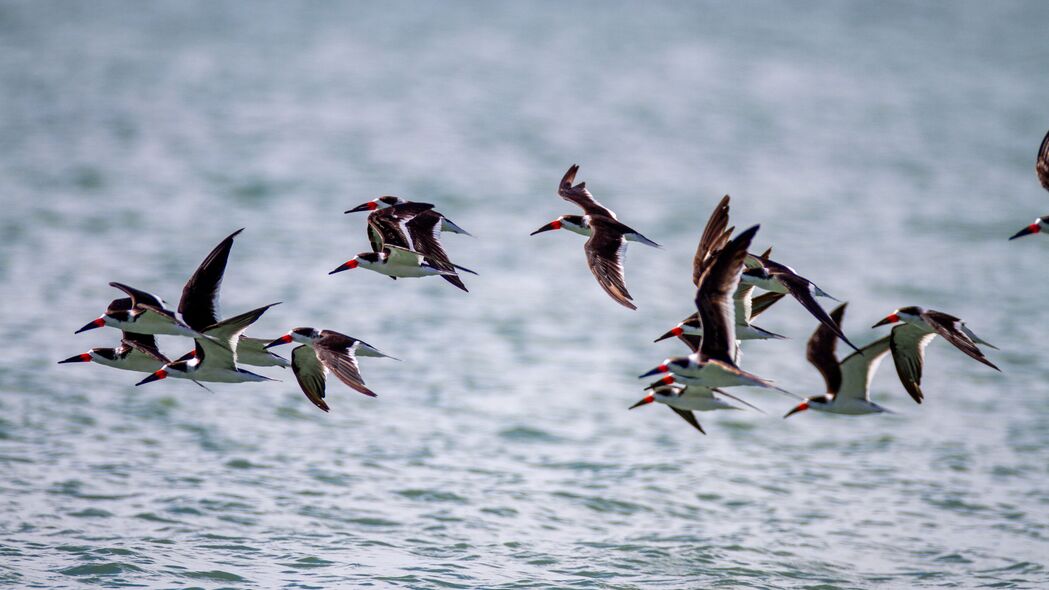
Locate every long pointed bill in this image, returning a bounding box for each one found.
[58,353,93,364]
[1009,223,1040,240]
[629,395,655,409]
[265,334,293,349]
[529,220,562,235]
[136,369,168,386]
[345,201,378,214]
[654,326,684,342]
[644,375,677,391]
[329,259,359,274]
[74,317,106,334]
[872,313,899,328]
[638,364,669,378]
[783,402,809,418]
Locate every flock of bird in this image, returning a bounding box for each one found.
[61,129,1048,431]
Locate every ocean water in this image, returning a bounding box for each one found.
[2,1,1049,588]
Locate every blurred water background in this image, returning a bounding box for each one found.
[2,1,1049,588]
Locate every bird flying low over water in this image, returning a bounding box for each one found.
[872,306,1000,403]
[265,328,393,412]
[784,303,894,418]
[137,303,282,386]
[1008,128,1049,240]
[628,382,763,435]
[76,282,200,338]
[640,225,795,396]
[742,253,860,353]
[335,202,476,289]
[531,164,660,310]
[59,326,167,374]
[346,195,471,236]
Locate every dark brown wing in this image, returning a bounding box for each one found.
[291,345,330,412]
[121,332,171,364]
[178,228,243,331]
[773,272,860,353]
[750,292,786,320]
[692,195,731,286]
[109,282,165,309]
[557,164,617,218]
[669,407,706,435]
[695,225,759,364]
[806,303,846,394]
[367,203,434,252]
[1037,128,1049,192]
[583,217,635,310]
[314,335,377,397]
[407,210,468,292]
[921,311,1000,371]
[678,333,702,353]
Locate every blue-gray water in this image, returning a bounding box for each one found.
[2,2,1049,588]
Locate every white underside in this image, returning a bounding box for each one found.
[107,315,196,337]
[92,352,163,373]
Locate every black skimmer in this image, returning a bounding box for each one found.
[336,203,472,287]
[265,327,398,360]
[136,303,281,386]
[59,331,168,373]
[176,228,290,368]
[346,196,471,236]
[741,254,859,353]
[629,383,763,435]
[531,165,660,310]
[639,225,795,394]
[264,328,385,412]
[783,303,894,418]
[1008,129,1049,240]
[329,246,456,279]
[872,306,1000,403]
[75,284,199,338]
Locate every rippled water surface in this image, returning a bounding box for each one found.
[3,2,1049,588]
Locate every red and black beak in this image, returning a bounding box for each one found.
[58,353,93,364]
[872,313,900,328]
[74,317,106,334]
[783,402,809,418]
[329,259,359,274]
[629,394,655,409]
[643,375,677,391]
[345,201,378,214]
[529,220,562,236]
[654,326,684,343]
[1009,223,1041,240]
[135,369,168,386]
[265,334,293,349]
[639,364,669,378]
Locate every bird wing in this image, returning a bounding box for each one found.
[557,164,617,218]
[773,271,860,353]
[1038,128,1049,192]
[836,335,892,402]
[178,228,244,332]
[695,226,759,364]
[314,336,377,398]
[733,284,756,325]
[407,210,468,291]
[583,217,635,310]
[291,345,330,412]
[120,332,171,364]
[806,302,847,394]
[749,291,786,320]
[198,303,280,369]
[109,282,166,309]
[384,245,426,267]
[367,202,434,252]
[669,408,706,435]
[692,195,731,286]
[921,311,1000,371]
[889,322,938,404]
[106,297,133,314]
